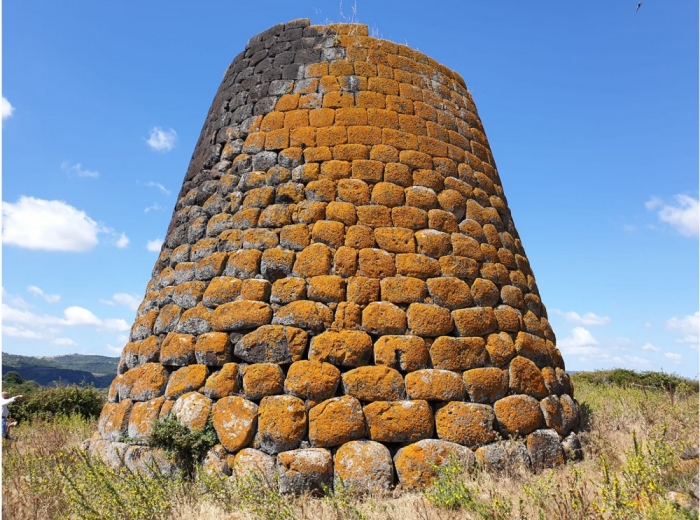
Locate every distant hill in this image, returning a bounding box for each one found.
[2,353,119,388]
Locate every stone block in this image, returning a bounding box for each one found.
[362,302,407,335]
[391,205,427,229]
[172,392,212,431]
[426,277,472,310]
[242,363,285,399]
[211,396,258,453]
[277,448,333,494]
[272,300,334,331]
[307,275,345,303]
[342,366,405,401]
[357,204,393,228]
[260,248,295,282]
[232,448,277,483]
[509,356,548,399]
[526,429,565,470]
[463,367,509,404]
[334,440,394,492]
[127,397,165,441]
[337,178,370,205]
[240,279,272,302]
[308,395,366,447]
[394,439,475,490]
[515,332,552,369]
[435,402,497,448]
[405,369,465,401]
[99,400,133,441]
[271,277,307,305]
[486,332,516,367]
[210,301,273,331]
[346,276,380,304]
[165,365,208,399]
[326,201,357,225]
[406,303,454,336]
[494,395,543,437]
[284,360,340,400]
[358,248,396,278]
[257,395,307,454]
[395,253,441,279]
[202,277,242,308]
[415,229,452,258]
[332,246,358,277]
[471,278,500,307]
[363,400,434,443]
[202,363,240,399]
[475,441,531,474]
[195,332,232,366]
[371,182,405,207]
[430,336,487,371]
[380,276,427,304]
[453,307,498,337]
[374,227,416,253]
[311,220,345,248]
[374,335,429,371]
[234,324,308,364]
[292,243,332,277]
[308,330,373,367]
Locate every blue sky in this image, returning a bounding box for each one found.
[2,1,698,377]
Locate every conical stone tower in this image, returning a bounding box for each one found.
[93,19,582,492]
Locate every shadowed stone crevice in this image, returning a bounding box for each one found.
[93,18,582,493]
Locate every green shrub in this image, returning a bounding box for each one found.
[148,417,218,478]
[6,385,105,423]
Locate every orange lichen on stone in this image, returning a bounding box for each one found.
[342,366,405,401]
[126,363,169,401]
[494,395,544,437]
[393,439,475,490]
[405,369,466,401]
[452,307,498,337]
[363,400,434,443]
[346,276,380,304]
[308,330,373,367]
[334,440,394,492]
[435,402,497,448]
[429,336,487,371]
[362,302,407,335]
[395,253,441,279]
[194,332,231,366]
[374,227,416,253]
[202,363,240,399]
[292,243,332,277]
[463,367,509,404]
[234,324,308,364]
[358,248,396,278]
[256,395,307,454]
[373,335,429,372]
[285,360,340,400]
[99,399,133,441]
[210,301,273,331]
[242,363,285,400]
[509,356,549,399]
[271,278,307,305]
[307,275,346,303]
[127,397,165,441]
[406,303,454,336]
[165,365,208,399]
[172,391,212,431]
[380,276,426,304]
[308,395,366,448]
[211,396,258,453]
[273,300,334,331]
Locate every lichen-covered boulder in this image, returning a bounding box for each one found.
[334,440,394,493]
[231,448,277,484]
[284,360,340,400]
[364,400,433,443]
[341,366,405,401]
[211,396,258,453]
[475,441,531,474]
[405,369,465,401]
[127,397,165,441]
[171,392,212,431]
[526,429,565,470]
[435,402,498,448]
[257,395,307,454]
[308,395,366,448]
[277,448,333,494]
[494,395,544,437]
[394,439,475,490]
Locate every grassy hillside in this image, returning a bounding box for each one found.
[2,352,119,388]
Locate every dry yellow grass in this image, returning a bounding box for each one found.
[2,376,698,520]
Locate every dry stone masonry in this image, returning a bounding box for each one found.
[92,19,583,492]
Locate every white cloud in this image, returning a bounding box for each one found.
[664,352,682,363]
[146,127,177,152]
[558,326,601,356]
[112,293,140,312]
[2,325,44,339]
[2,301,129,334]
[27,285,60,303]
[641,342,661,352]
[61,161,99,179]
[52,337,77,346]
[146,238,163,252]
[646,194,699,237]
[116,233,130,249]
[145,203,164,213]
[2,97,15,120]
[554,310,611,326]
[2,196,100,251]
[145,182,170,196]
[666,311,699,349]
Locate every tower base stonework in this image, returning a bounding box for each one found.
[93,19,582,492]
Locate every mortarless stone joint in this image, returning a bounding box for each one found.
[91,19,583,493]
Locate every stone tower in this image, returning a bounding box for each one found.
[93,19,582,492]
